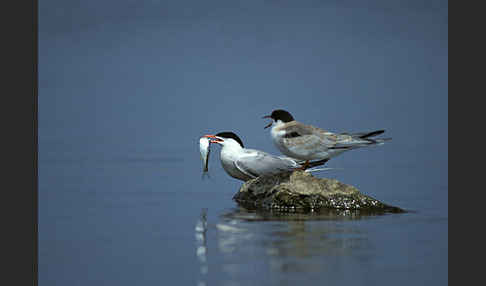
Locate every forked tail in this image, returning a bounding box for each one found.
[351,129,385,139]
[352,129,391,145]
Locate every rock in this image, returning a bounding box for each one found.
[233,170,404,213]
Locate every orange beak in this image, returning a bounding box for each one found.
[203,134,224,144]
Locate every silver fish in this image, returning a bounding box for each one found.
[199,137,211,174]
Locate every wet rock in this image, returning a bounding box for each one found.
[233,170,404,213]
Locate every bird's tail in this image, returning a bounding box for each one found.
[306,158,330,168]
[371,137,392,145]
[305,167,343,173]
[350,129,391,145]
[350,129,385,139]
[329,130,391,150]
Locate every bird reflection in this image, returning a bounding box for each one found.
[195,208,208,285]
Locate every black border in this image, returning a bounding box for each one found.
[449,0,481,284]
[34,0,39,282]
[2,0,37,285]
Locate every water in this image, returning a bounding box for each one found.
[39,1,448,285]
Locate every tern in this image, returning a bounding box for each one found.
[262,109,391,168]
[203,131,330,182]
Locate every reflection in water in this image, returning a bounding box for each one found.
[195,208,208,286]
[214,206,382,284]
[266,220,371,261]
[223,205,395,221]
[215,221,253,254]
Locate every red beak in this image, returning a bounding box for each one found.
[203,134,224,144]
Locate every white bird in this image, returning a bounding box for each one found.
[262,109,391,168]
[203,131,329,182]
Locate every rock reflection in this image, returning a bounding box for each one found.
[214,206,382,280]
[223,205,393,222]
[267,220,371,260]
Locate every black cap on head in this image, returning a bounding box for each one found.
[270,109,294,123]
[215,131,244,148]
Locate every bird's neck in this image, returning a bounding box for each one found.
[271,121,287,138]
[221,144,243,158]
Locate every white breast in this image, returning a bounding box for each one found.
[270,124,292,156]
[220,147,253,181]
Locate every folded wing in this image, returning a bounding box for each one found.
[233,150,300,178]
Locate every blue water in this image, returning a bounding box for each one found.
[39,1,448,285]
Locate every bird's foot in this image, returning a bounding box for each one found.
[296,160,310,171]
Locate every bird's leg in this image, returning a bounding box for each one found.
[296,160,310,171]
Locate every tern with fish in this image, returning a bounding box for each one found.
[203,131,332,182]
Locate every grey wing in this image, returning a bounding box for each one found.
[293,124,380,149]
[285,123,385,151]
[283,124,338,153]
[234,151,298,177]
[328,133,378,149]
[281,124,315,137]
